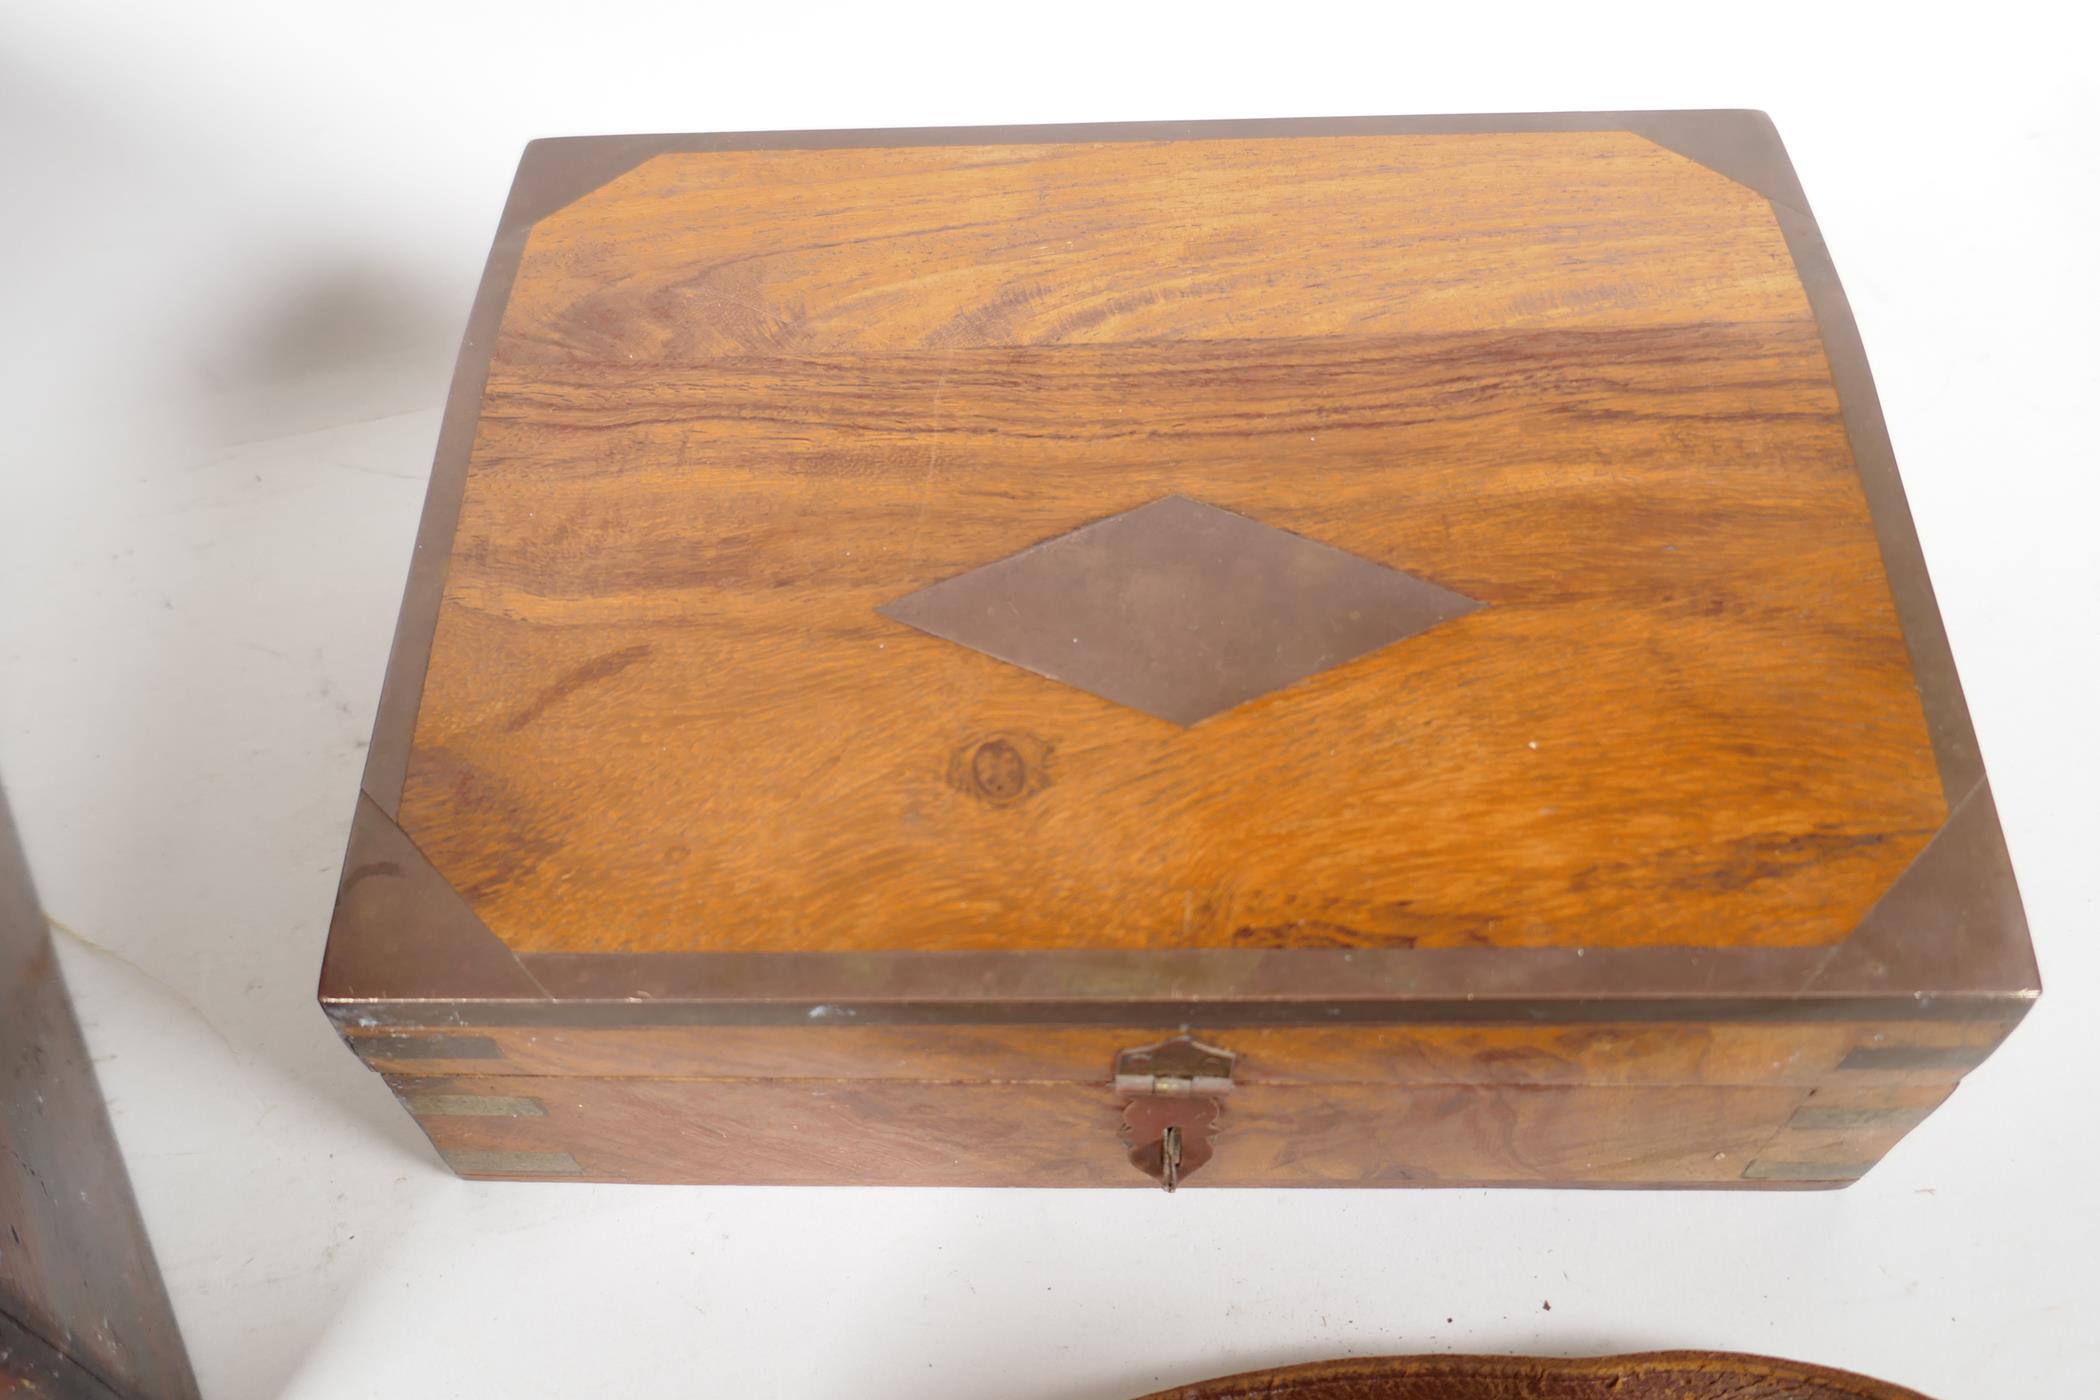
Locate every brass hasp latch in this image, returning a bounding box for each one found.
[1113,1036,1236,1191]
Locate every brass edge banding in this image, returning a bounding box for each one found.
[1772,201,1984,805]
[356,216,533,817]
[1619,110,1813,216]
[338,986,2033,1030]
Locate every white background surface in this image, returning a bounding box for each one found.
[4,4,2097,1397]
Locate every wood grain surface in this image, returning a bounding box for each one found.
[396,131,1943,961]
[388,1071,1906,1187]
[383,1065,1960,1189]
[360,1013,1975,1187]
[341,1017,2013,1089]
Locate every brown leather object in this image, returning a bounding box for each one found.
[1133,1352,1933,1399]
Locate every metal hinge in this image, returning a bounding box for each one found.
[1114,1036,1235,1192]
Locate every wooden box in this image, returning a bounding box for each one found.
[320,113,2037,1189]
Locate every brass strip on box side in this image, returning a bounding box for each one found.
[351,1033,504,1061]
[443,1149,581,1176]
[1741,1159,1876,1182]
[404,1094,545,1118]
[1785,1104,1933,1131]
[1838,1045,1992,1073]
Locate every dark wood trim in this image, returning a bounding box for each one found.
[2,789,200,1400]
[0,1308,128,1400]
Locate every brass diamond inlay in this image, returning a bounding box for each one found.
[878,495,1483,725]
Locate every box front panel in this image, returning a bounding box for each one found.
[392,1074,1824,1188]
[354,1016,1992,1187]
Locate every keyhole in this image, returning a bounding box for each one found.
[1160,1125,1183,1193]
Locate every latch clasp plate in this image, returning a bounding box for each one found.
[1114,1036,1235,1191]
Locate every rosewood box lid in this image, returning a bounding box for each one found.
[321,113,2036,1033]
